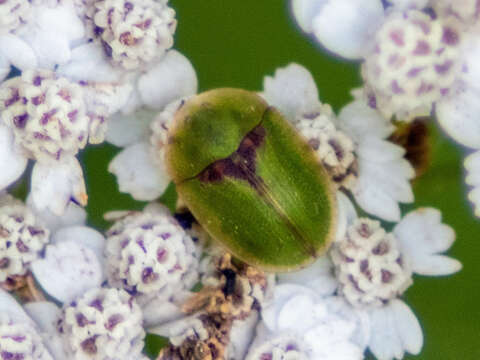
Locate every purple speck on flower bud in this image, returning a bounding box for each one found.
[1,351,25,360]
[89,299,104,311]
[442,27,459,46]
[81,336,98,355]
[142,267,158,284]
[13,114,28,129]
[27,226,45,236]
[76,313,90,327]
[4,89,20,107]
[136,239,146,253]
[105,314,123,331]
[16,240,29,253]
[0,258,9,269]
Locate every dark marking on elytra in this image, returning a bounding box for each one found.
[197,124,266,189]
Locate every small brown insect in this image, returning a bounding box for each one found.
[389,118,431,178]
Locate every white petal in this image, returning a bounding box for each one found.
[23,301,67,359]
[51,225,105,269]
[394,208,454,255]
[277,294,316,332]
[23,302,61,334]
[23,30,71,69]
[436,87,480,149]
[338,100,394,141]
[106,108,157,147]
[32,2,84,42]
[368,300,423,360]
[142,296,185,327]
[359,159,414,203]
[0,34,38,71]
[262,63,320,121]
[406,254,462,276]
[57,43,124,83]
[389,300,423,356]
[31,157,87,216]
[26,193,87,233]
[22,2,84,68]
[335,191,358,242]
[0,53,9,81]
[311,0,384,59]
[291,0,328,33]
[0,124,27,190]
[394,208,462,275]
[465,151,480,186]
[108,142,170,201]
[138,50,198,110]
[31,240,103,303]
[368,305,404,360]
[357,138,405,163]
[0,289,32,324]
[261,284,318,332]
[468,187,480,217]
[277,256,338,296]
[227,312,259,360]
[354,171,402,222]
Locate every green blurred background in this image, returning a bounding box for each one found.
[78,1,478,359]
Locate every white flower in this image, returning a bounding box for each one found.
[291,0,385,59]
[262,63,414,221]
[246,284,368,360]
[261,63,321,120]
[393,208,462,275]
[0,0,85,76]
[276,195,461,360]
[105,208,199,305]
[0,193,49,283]
[22,195,106,304]
[108,50,197,201]
[58,287,147,360]
[92,0,176,70]
[0,289,63,359]
[0,70,90,163]
[362,9,462,120]
[0,69,95,214]
[331,218,413,308]
[338,99,415,221]
[294,106,357,190]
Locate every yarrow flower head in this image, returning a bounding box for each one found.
[245,284,369,360]
[0,69,91,163]
[58,287,146,360]
[294,105,357,190]
[92,0,176,70]
[0,313,53,360]
[0,193,49,283]
[331,218,412,308]
[362,9,462,119]
[105,208,199,304]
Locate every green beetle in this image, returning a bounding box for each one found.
[165,88,336,272]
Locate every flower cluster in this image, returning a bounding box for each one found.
[291,0,480,216]
[0,1,468,360]
[0,0,187,215]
